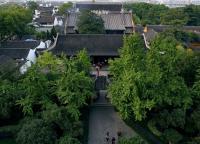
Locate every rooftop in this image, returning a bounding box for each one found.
[75,2,123,11]
[65,11,134,33]
[0,41,39,59]
[52,34,123,56]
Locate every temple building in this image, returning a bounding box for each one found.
[64,12,134,34]
[64,1,134,34]
[49,34,123,64]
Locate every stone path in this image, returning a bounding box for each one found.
[90,70,109,76]
[88,90,136,144]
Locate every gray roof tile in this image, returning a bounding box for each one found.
[65,12,134,32]
[52,34,123,56]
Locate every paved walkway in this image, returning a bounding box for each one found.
[88,90,136,144]
[90,71,109,76]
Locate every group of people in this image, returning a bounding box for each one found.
[105,131,121,144]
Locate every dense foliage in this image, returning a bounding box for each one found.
[58,2,73,15]
[77,10,105,34]
[125,3,168,25]
[16,119,56,144]
[125,3,200,26]
[118,136,148,144]
[160,8,188,25]
[0,50,93,144]
[109,33,200,143]
[0,5,33,42]
[27,1,38,13]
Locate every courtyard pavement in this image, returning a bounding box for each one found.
[88,90,136,144]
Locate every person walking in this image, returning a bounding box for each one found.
[95,65,100,77]
[105,132,109,144]
[112,137,116,144]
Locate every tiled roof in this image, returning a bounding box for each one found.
[123,13,133,27]
[102,14,124,30]
[101,13,133,30]
[0,41,39,59]
[125,27,134,34]
[0,41,39,49]
[66,13,78,27]
[40,11,53,16]
[66,27,76,34]
[143,29,158,42]
[75,2,122,11]
[0,49,29,59]
[38,6,54,12]
[135,25,144,34]
[0,55,14,65]
[52,34,123,56]
[0,55,17,75]
[35,16,54,24]
[189,42,200,51]
[65,12,134,32]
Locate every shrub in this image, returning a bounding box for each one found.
[162,129,183,144]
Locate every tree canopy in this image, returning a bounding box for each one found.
[77,10,105,34]
[125,3,200,26]
[58,2,73,15]
[161,8,189,25]
[118,136,148,144]
[124,3,169,25]
[27,1,38,13]
[109,32,200,143]
[0,50,93,144]
[0,5,33,42]
[16,119,56,144]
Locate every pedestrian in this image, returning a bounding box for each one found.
[112,137,116,144]
[105,131,109,143]
[117,130,122,137]
[95,65,99,77]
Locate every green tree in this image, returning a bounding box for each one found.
[73,49,91,74]
[16,65,49,115]
[0,51,93,143]
[16,119,56,144]
[56,54,93,120]
[51,26,57,38]
[162,129,183,144]
[77,10,105,34]
[161,8,189,25]
[58,2,73,15]
[0,80,19,119]
[124,3,168,25]
[118,136,147,144]
[27,1,38,13]
[46,30,51,40]
[58,135,81,144]
[0,5,32,42]
[156,109,186,129]
[109,33,192,121]
[184,5,200,26]
[191,67,200,133]
[108,34,148,120]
